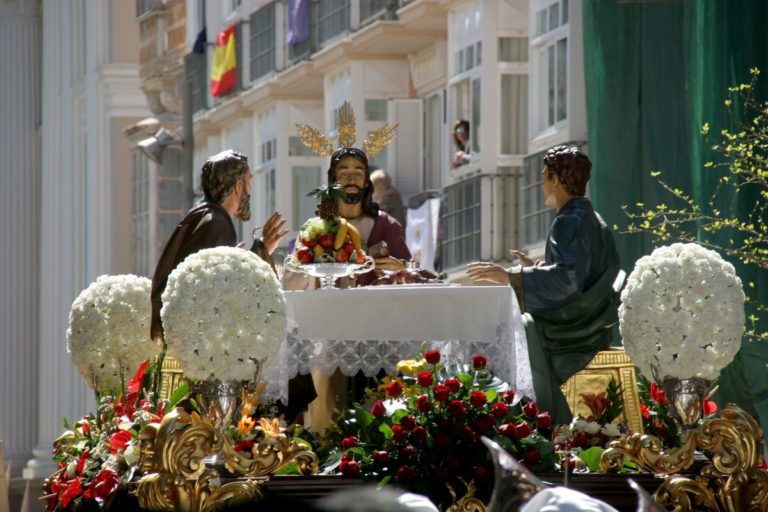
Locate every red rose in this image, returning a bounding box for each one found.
[373,450,389,464]
[445,453,461,470]
[703,400,718,416]
[340,459,360,478]
[391,424,406,442]
[412,426,427,442]
[434,432,452,450]
[474,465,490,482]
[416,394,431,413]
[491,401,509,418]
[371,400,386,417]
[341,436,358,450]
[526,448,540,464]
[396,465,415,482]
[502,389,516,403]
[460,425,476,443]
[536,411,552,429]
[399,445,416,460]
[433,384,450,402]
[386,380,404,397]
[417,371,434,388]
[470,390,488,408]
[445,378,461,392]
[109,430,132,454]
[640,404,650,420]
[424,350,441,364]
[523,401,539,417]
[499,422,517,438]
[475,413,495,433]
[571,432,588,448]
[447,400,466,418]
[471,354,488,369]
[515,421,532,438]
[399,415,416,431]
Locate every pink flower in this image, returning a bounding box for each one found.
[424,350,441,364]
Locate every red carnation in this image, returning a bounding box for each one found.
[523,401,539,417]
[109,430,132,454]
[340,459,360,478]
[391,424,407,442]
[386,380,404,397]
[499,422,517,439]
[536,411,552,429]
[502,389,516,403]
[417,371,434,388]
[433,384,450,402]
[447,400,466,418]
[396,465,415,482]
[445,378,461,392]
[460,425,476,443]
[471,354,488,369]
[372,450,389,464]
[416,394,431,413]
[475,413,495,433]
[371,400,386,417]
[491,401,509,418]
[470,390,488,408]
[341,436,358,450]
[399,445,416,460]
[399,415,416,431]
[412,426,427,442]
[515,421,532,438]
[424,350,441,364]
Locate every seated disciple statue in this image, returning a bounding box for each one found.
[371,168,407,230]
[467,145,621,425]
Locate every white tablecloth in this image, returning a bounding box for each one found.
[262,285,533,403]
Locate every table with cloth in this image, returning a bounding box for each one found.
[262,284,533,430]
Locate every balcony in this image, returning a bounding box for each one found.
[440,176,481,271]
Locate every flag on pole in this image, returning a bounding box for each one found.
[210,24,237,97]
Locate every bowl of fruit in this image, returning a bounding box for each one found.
[285,184,374,289]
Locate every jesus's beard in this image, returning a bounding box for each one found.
[236,192,251,221]
[342,185,364,204]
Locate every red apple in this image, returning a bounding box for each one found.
[344,241,354,253]
[302,238,317,249]
[335,249,349,263]
[318,233,335,250]
[297,247,314,264]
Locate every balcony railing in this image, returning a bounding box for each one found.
[360,0,396,25]
[440,176,482,270]
[318,0,350,45]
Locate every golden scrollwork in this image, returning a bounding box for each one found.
[600,404,768,512]
[136,407,319,511]
[445,479,487,512]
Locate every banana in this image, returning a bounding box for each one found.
[334,217,349,250]
[313,245,325,259]
[347,222,363,253]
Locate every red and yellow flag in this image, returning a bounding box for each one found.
[210,25,237,97]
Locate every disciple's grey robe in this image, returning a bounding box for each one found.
[514,196,621,425]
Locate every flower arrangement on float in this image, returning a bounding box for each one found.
[161,246,286,382]
[322,348,557,509]
[67,274,160,392]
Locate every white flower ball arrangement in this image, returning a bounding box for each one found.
[620,243,745,381]
[161,246,286,382]
[67,274,159,391]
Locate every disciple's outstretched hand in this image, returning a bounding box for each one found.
[466,261,510,285]
[261,212,289,255]
[509,250,535,267]
[374,256,406,272]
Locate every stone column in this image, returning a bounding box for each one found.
[24,1,94,479]
[0,0,41,477]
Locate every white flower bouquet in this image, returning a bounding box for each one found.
[67,274,159,391]
[161,246,286,382]
[620,243,745,381]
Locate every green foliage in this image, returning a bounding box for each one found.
[623,67,767,342]
[601,378,624,425]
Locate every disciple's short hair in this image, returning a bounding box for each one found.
[201,150,249,204]
[369,169,391,188]
[543,145,591,196]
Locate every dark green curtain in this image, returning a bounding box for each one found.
[583,0,768,434]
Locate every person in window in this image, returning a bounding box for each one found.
[370,169,407,230]
[466,145,621,425]
[452,119,471,168]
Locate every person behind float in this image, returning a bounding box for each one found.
[451,119,471,168]
[466,145,621,426]
[370,168,407,230]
